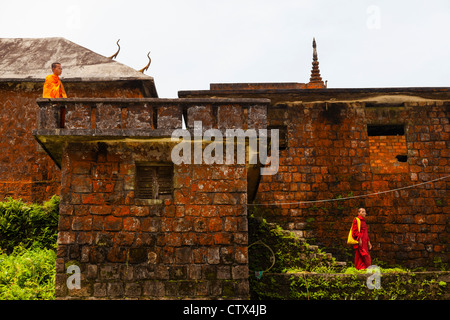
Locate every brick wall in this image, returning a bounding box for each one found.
[368,135,409,174]
[254,100,449,268]
[0,81,148,204]
[36,97,270,299]
[54,142,249,299]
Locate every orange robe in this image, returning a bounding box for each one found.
[43,74,67,98]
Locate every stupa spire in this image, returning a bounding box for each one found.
[309,37,324,84]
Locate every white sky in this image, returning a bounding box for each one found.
[1,0,449,97]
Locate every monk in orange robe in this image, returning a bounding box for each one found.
[351,208,372,270]
[43,62,67,98]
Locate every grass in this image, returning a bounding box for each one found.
[0,245,56,300]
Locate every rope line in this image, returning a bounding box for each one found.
[248,240,276,275]
[249,174,450,206]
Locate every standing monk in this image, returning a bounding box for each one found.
[43,62,67,98]
[352,208,372,270]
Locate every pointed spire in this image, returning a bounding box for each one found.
[309,37,324,84]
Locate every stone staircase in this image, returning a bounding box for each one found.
[264,221,348,270]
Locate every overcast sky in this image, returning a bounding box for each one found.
[1,0,449,97]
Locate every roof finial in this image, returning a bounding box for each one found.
[138,51,152,73]
[108,39,121,59]
[312,37,318,61]
[309,37,322,83]
[307,37,326,88]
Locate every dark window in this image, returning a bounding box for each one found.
[268,125,287,150]
[395,155,408,162]
[135,164,173,200]
[367,124,404,136]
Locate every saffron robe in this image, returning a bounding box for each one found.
[351,215,371,270]
[43,74,67,98]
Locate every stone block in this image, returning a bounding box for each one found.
[157,105,182,128]
[186,105,214,129]
[96,103,122,129]
[127,103,153,129]
[218,105,242,129]
[247,105,267,129]
[65,103,91,129]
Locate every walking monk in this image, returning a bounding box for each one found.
[351,208,372,270]
[43,62,67,98]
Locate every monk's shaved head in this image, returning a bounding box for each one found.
[51,62,62,76]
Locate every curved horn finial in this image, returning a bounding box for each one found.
[108,39,121,59]
[138,51,152,73]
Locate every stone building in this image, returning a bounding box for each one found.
[180,85,450,268]
[35,96,269,299]
[1,37,449,299]
[0,37,157,203]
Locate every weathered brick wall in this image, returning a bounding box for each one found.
[0,81,148,204]
[0,83,60,203]
[255,100,449,268]
[55,141,248,299]
[369,135,408,174]
[37,97,270,299]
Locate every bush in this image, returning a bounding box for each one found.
[0,196,59,253]
[0,245,56,300]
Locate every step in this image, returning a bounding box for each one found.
[273,222,349,268]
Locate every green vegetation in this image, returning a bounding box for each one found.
[248,213,449,300]
[0,196,59,300]
[284,272,448,300]
[0,196,59,253]
[248,211,346,274]
[0,245,56,300]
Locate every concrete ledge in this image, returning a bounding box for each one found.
[36,97,272,104]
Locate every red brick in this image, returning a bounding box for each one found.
[214,232,232,245]
[57,231,76,245]
[114,232,135,246]
[107,247,127,262]
[104,216,122,231]
[59,216,72,231]
[208,218,223,232]
[128,206,148,217]
[71,161,91,174]
[71,175,92,193]
[113,206,131,217]
[72,216,92,231]
[77,232,93,244]
[123,217,141,231]
[90,205,112,215]
[81,193,104,205]
[92,216,104,230]
[141,217,160,233]
[92,180,115,193]
[162,233,182,247]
